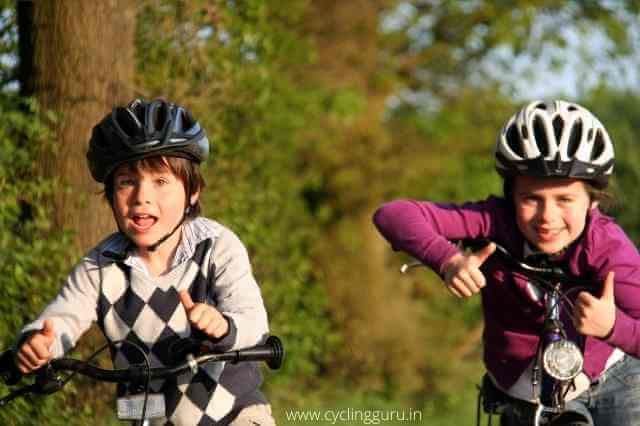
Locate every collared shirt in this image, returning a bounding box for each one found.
[99,217,220,277]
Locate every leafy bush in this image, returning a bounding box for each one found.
[0,97,94,424]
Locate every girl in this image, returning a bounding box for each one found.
[373,100,640,425]
[15,99,275,425]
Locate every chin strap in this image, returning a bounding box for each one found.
[147,205,192,252]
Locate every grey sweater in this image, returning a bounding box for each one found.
[20,217,270,425]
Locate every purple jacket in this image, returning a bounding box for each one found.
[373,196,640,390]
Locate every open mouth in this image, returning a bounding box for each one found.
[130,214,157,231]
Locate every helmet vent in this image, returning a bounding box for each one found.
[552,116,564,143]
[181,109,195,132]
[535,102,547,110]
[115,107,138,137]
[506,124,523,156]
[533,116,549,156]
[152,103,169,132]
[567,119,583,157]
[591,129,605,161]
[568,105,578,112]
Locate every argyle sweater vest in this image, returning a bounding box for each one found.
[96,239,235,425]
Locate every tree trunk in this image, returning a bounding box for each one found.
[17,0,136,251]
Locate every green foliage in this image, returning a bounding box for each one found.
[135,0,336,390]
[581,87,640,242]
[382,1,639,101]
[0,96,86,424]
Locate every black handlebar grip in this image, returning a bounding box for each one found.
[0,350,23,385]
[460,238,492,252]
[235,336,284,370]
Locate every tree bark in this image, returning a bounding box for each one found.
[17,0,136,251]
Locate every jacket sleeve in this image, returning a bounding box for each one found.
[18,253,100,357]
[372,197,500,276]
[590,220,640,357]
[208,227,269,351]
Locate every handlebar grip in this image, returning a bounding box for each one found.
[459,238,492,252]
[235,336,285,370]
[0,350,23,385]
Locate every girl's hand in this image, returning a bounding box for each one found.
[441,243,496,298]
[179,291,229,339]
[16,319,55,374]
[573,271,616,339]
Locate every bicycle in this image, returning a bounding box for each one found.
[402,239,597,426]
[0,334,284,425]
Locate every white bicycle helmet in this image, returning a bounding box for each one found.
[495,100,614,186]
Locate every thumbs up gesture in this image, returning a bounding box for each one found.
[16,319,56,374]
[179,291,229,339]
[573,271,616,339]
[442,243,496,298]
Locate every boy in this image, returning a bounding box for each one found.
[15,99,275,425]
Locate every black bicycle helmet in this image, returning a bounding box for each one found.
[87,98,209,183]
[495,100,614,187]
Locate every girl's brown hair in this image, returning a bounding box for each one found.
[104,156,205,218]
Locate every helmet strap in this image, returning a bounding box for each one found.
[146,205,192,252]
[110,203,193,253]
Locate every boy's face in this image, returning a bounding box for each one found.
[513,176,597,255]
[111,160,199,255]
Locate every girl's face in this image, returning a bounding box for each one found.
[112,160,199,256]
[513,176,597,255]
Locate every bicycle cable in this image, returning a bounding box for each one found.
[55,339,151,422]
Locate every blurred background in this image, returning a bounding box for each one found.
[1,1,640,424]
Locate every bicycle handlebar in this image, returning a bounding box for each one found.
[0,335,284,401]
[50,335,283,382]
[401,238,598,291]
[458,239,597,288]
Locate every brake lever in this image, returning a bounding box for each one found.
[0,363,64,407]
[33,364,65,395]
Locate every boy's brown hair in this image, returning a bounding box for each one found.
[104,156,205,218]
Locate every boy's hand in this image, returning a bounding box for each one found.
[573,271,616,339]
[16,319,55,374]
[442,243,496,298]
[179,291,229,339]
